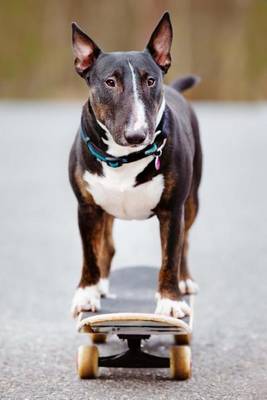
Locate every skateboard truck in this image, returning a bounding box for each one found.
[99,335,169,369]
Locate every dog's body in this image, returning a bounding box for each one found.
[69,13,202,318]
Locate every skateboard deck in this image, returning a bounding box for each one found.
[76,266,195,380]
[78,311,192,336]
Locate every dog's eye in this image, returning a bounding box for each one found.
[105,78,116,88]
[147,77,156,87]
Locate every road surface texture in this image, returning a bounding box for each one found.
[0,102,266,399]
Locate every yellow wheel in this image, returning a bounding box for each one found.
[77,345,99,379]
[91,333,107,344]
[170,345,192,380]
[174,333,191,345]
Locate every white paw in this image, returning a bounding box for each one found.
[71,285,101,318]
[155,296,191,319]
[98,278,117,299]
[98,278,109,297]
[179,279,199,295]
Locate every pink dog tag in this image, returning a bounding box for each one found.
[155,156,161,170]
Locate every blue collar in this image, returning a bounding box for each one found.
[80,119,167,169]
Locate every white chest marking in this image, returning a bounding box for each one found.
[83,161,164,220]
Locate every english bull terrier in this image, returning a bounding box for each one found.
[69,12,202,319]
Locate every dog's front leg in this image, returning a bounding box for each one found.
[155,207,191,318]
[71,204,104,318]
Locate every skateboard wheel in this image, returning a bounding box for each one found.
[174,333,191,345]
[77,345,99,379]
[169,345,192,380]
[91,333,107,344]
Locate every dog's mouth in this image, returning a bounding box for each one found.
[122,140,149,148]
[114,130,155,149]
[101,122,158,150]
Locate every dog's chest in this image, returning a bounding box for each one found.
[83,157,164,220]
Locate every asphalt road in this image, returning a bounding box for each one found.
[0,101,267,399]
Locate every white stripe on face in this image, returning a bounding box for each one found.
[156,97,166,127]
[128,62,148,132]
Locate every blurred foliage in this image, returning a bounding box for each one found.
[0,0,266,100]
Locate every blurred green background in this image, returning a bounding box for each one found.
[1,0,266,100]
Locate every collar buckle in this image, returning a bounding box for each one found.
[106,159,123,168]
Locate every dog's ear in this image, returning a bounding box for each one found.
[72,22,101,76]
[146,12,173,74]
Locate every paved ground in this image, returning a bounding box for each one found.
[0,101,267,399]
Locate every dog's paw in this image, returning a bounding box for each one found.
[98,278,109,297]
[155,296,191,319]
[179,279,199,295]
[71,286,101,318]
[98,278,117,299]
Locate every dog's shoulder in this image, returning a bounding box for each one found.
[164,85,196,143]
[164,84,190,114]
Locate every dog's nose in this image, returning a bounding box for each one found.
[125,131,146,145]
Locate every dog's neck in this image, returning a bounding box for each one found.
[81,102,109,152]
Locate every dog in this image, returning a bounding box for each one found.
[69,12,202,319]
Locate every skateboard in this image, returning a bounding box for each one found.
[76,267,194,380]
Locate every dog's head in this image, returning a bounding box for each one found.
[72,12,172,147]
